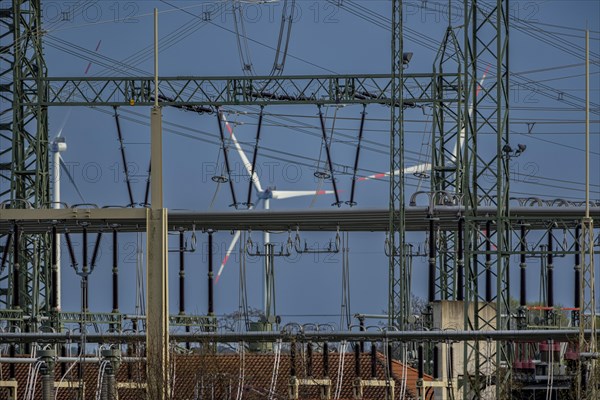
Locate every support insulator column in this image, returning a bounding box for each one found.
[457,218,464,301]
[51,226,58,310]
[208,230,214,317]
[82,226,89,312]
[354,343,361,378]
[519,224,527,308]
[518,224,528,330]
[323,342,329,377]
[39,350,56,400]
[547,228,554,308]
[307,342,313,377]
[574,224,581,326]
[179,230,185,315]
[101,349,120,400]
[359,316,365,352]
[433,344,440,379]
[290,341,296,377]
[12,224,20,309]
[112,229,119,314]
[370,343,377,378]
[485,221,492,303]
[428,219,436,303]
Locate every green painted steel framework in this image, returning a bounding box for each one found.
[460,0,512,398]
[0,0,49,327]
[21,73,448,107]
[1,0,598,399]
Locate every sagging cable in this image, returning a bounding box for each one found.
[347,105,367,207]
[217,108,240,208]
[143,160,151,207]
[294,227,340,254]
[317,106,341,207]
[270,0,296,75]
[64,231,78,269]
[90,232,103,271]
[245,233,292,257]
[113,106,135,207]
[245,106,263,207]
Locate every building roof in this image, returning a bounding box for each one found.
[1,349,432,399]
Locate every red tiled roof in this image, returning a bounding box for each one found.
[1,350,432,399]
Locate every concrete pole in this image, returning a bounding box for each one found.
[586,28,590,219]
[146,8,170,400]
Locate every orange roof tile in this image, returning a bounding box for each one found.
[1,349,432,399]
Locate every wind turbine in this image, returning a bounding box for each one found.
[215,110,336,324]
[214,68,488,318]
[50,110,86,310]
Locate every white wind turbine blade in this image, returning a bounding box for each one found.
[357,68,489,183]
[356,162,432,182]
[59,155,86,203]
[54,108,72,138]
[271,189,336,200]
[450,66,489,163]
[220,112,263,193]
[215,230,241,284]
[215,198,263,284]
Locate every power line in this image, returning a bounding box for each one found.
[160,0,339,74]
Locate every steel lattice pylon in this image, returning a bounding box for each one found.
[431,27,464,302]
[0,0,49,328]
[461,0,511,398]
[578,217,597,398]
[3,1,598,397]
[388,0,407,332]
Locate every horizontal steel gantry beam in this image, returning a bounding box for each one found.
[22,73,458,107]
[0,206,597,233]
[0,330,596,344]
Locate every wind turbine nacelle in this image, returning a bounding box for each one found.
[51,137,67,153]
[257,186,277,200]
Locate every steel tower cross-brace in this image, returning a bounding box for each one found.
[0,0,50,329]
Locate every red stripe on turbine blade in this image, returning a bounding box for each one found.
[374,173,386,179]
[316,190,326,195]
[214,255,230,284]
[84,40,102,75]
[476,65,491,96]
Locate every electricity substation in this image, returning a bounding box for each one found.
[0,0,599,399]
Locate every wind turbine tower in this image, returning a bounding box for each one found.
[51,136,67,310]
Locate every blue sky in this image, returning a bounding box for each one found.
[28,0,600,328]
